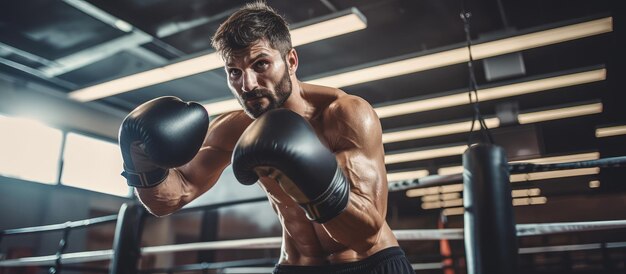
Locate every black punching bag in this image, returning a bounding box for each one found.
[463,144,518,274]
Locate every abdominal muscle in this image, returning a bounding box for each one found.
[258,177,380,266]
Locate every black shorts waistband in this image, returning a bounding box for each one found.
[273,246,406,274]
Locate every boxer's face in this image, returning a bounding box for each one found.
[226,39,294,118]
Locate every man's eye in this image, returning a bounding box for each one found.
[255,61,269,69]
[229,69,241,77]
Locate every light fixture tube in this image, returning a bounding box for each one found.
[382,118,500,144]
[595,125,626,138]
[510,167,600,182]
[384,145,467,165]
[518,103,602,124]
[387,169,429,182]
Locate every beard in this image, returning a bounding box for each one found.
[241,66,292,118]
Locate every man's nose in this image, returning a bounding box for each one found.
[241,71,258,93]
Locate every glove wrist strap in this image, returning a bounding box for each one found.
[122,165,168,188]
[300,167,350,223]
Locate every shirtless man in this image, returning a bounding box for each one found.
[118,2,413,274]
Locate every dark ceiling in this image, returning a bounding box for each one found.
[1,0,625,223]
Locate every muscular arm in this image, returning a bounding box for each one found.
[136,111,251,216]
[321,95,391,252]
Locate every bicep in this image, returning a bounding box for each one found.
[336,148,388,212]
[328,96,388,212]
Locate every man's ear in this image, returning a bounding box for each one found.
[287,48,298,75]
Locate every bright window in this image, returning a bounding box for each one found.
[61,132,130,197]
[0,115,63,184]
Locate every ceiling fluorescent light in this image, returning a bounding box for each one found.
[441,184,464,193]
[530,197,548,205]
[513,196,547,206]
[421,201,443,209]
[510,152,600,164]
[518,103,602,124]
[511,188,541,198]
[290,8,366,46]
[443,207,465,216]
[421,198,463,209]
[68,8,367,102]
[596,125,626,138]
[385,145,467,165]
[422,192,461,202]
[510,167,600,182]
[406,184,464,198]
[406,187,441,198]
[438,166,464,176]
[309,17,612,88]
[161,53,224,79]
[589,180,601,188]
[375,69,605,119]
[387,169,429,182]
[476,70,605,101]
[310,47,470,88]
[471,18,611,58]
[69,69,174,102]
[421,195,440,202]
[382,118,501,143]
[442,198,464,208]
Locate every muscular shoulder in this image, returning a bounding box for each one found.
[205,110,252,151]
[325,95,376,119]
[323,95,382,151]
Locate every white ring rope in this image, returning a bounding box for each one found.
[142,237,282,254]
[519,243,603,254]
[516,219,626,236]
[2,219,626,267]
[394,229,464,240]
[0,250,113,267]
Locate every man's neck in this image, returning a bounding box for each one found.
[282,80,314,120]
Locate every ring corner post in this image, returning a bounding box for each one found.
[109,202,147,274]
[463,144,519,274]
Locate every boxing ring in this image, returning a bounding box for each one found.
[1,152,626,274]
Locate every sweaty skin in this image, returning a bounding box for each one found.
[135,39,399,265]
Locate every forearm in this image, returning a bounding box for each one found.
[134,169,198,216]
[321,194,385,252]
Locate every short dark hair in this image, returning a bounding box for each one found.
[211,2,292,60]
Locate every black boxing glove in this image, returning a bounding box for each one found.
[232,109,349,223]
[119,96,209,188]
